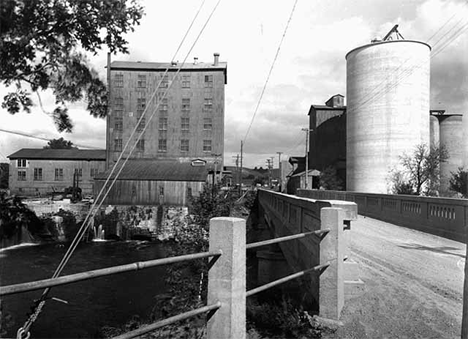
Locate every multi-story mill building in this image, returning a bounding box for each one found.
[106,53,226,166]
[95,54,227,205]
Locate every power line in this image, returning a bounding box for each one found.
[19,0,222,336]
[0,127,101,149]
[242,0,299,144]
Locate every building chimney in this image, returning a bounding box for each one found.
[213,53,220,66]
[194,57,198,65]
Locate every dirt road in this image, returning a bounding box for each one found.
[325,215,465,339]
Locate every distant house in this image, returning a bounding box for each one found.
[100,54,227,205]
[8,148,106,196]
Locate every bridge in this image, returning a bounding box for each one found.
[1,188,467,338]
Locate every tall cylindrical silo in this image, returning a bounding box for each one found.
[439,114,464,194]
[346,40,431,193]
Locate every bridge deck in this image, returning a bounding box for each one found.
[328,215,465,338]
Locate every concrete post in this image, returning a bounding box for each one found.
[207,217,246,339]
[319,207,344,319]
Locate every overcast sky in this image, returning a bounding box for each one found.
[1,0,467,168]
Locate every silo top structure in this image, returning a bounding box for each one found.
[346,27,431,193]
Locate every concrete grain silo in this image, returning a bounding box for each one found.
[429,113,440,148]
[439,114,463,194]
[346,39,431,193]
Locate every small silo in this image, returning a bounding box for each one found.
[346,39,431,193]
[429,111,442,149]
[439,114,464,194]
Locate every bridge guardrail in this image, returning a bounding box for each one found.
[297,189,468,242]
[1,202,350,338]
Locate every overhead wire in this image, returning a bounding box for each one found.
[0,128,101,149]
[18,0,221,336]
[350,3,468,115]
[51,0,218,290]
[242,0,299,145]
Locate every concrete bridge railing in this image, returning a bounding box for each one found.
[255,189,359,319]
[297,189,468,242]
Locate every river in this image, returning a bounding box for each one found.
[0,241,168,338]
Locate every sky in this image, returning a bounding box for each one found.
[1,0,467,168]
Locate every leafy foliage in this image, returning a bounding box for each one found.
[0,193,45,239]
[389,144,449,196]
[0,163,8,189]
[319,166,343,190]
[449,167,468,198]
[43,137,77,149]
[189,183,233,227]
[0,0,143,131]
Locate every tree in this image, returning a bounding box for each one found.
[43,137,77,149]
[449,167,468,198]
[0,0,143,132]
[319,166,343,190]
[389,144,449,196]
[0,163,8,189]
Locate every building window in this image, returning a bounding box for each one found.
[182,74,190,88]
[160,74,169,88]
[181,117,190,131]
[54,168,63,181]
[203,140,212,152]
[204,74,213,88]
[136,139,145,152]
[137,74,146,88]
[17,159,27,168]
[137,97,146,115]
[114,73,123,87]
[180,139,189,152]
[114,117,123,132]
[158,139,167,152]
[203,118,212,130]
[159,186,164,195]
[137,117,145,132]
[17,170,26,181]
[181,98,190,113]
[203,98,213,112]
[33,168,43,181]
[114,139,122,151]
[159,117,168,131]
[159,98,168,113]
[114,96,124,116]
[90,168,99,178]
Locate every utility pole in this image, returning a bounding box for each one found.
[232,154,239,188]
[277,151,283,190]
[301,128,313,189]
[239,141,244,195]
[266,158,272,187]
[211,153,222,186]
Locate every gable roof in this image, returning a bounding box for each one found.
[95,160,208,182]
[8,148,106,161]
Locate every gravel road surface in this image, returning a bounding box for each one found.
[325,215,465,339]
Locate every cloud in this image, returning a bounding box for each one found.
[1,0,466,169]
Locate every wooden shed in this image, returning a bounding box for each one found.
[94,159,209,206]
